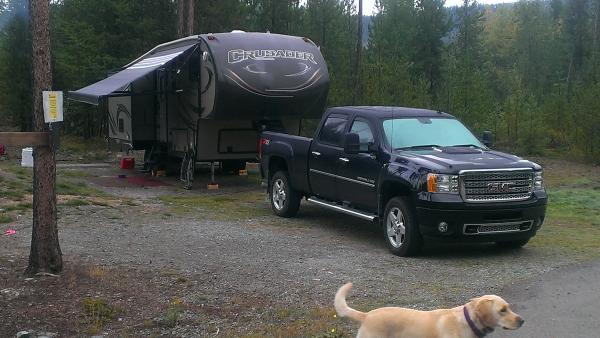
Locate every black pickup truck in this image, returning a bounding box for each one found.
[259,106,547,256]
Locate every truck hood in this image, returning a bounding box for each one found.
[391,147,541,173]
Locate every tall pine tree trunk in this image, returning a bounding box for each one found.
[187,0,194,36]
[26,0,62,276]
[177,0,185,38]
[352,0,363,105]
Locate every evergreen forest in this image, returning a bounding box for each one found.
[1,0,599,162]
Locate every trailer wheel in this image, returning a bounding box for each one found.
[269,171,300,217]
[383,197,423,257]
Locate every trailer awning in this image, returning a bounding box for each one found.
[68,43,197,105]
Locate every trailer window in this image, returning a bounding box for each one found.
[319,116,347,146]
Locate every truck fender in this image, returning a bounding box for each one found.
[377,164,420,223]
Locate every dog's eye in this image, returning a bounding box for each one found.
[500,307,507,313]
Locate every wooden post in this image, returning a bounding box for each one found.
[0,132,50,146]
[25,0,62,276]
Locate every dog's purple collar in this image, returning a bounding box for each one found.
[463,306,494,338]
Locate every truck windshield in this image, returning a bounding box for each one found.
[382,117,484,150]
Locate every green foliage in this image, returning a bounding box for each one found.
[0,0,599,161]
[0,212,14,223]
[82,297,117,334]
[164,297,183,328]
[0,0,31,131]
[62,198,90,207]
[57,179,105,197]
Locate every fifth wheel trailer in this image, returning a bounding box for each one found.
[69,32,330,188]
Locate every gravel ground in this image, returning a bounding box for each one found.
[1,158,599,337]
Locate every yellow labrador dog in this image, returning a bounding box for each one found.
[334,283,524,338]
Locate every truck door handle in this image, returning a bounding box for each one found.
[311,151,321,156]
[339,157,350,162]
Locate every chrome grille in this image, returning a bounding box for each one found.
[463,220,533,235]
[460,169,533,202]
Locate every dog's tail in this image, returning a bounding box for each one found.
[334,283,367,323]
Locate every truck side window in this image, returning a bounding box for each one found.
[349,118,374,151]
[319,116,347,146]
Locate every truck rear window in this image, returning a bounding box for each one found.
[319,116,347,146]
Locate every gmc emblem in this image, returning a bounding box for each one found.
[488,182,515,193]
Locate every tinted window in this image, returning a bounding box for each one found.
[349,119,375,151]
[382,118,484,149]
[319,116,347,146]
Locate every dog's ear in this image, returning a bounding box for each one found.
[475,298,496,327]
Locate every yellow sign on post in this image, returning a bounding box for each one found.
[43,91,63,123]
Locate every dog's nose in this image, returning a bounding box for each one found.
[517,317,524,326]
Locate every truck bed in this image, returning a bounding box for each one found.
[261,131,313,194]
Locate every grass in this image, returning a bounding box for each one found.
[237,306,347,338]
[159,190,271,220]
[61,135,107,161]
[164,297,184,328]
[82,297,118,334]
[58,169,90,178]
[0,213,15,224]
[57,179,105,197]
[528,171,600,257]
[61,198,90,207]
[87,265,110,279]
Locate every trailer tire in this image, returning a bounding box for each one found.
[383,197,423,257]
[269,171,301,218]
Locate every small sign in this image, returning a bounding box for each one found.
[43,91,64,123]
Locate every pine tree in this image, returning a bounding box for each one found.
[26,0,62,276]
[413,0,449,100]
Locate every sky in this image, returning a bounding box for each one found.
[348,0,519,15]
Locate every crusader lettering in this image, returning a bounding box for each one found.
[228,49,318,64]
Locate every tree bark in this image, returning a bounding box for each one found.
[187,0,195,36]
[352,0,363,105]
[177,0,185,38]
[26,0,62,276]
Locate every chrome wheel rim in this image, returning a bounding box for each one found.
[386,207,406,248]
[272,178,286,211]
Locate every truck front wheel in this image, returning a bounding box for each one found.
[383,197,423,257]
[269,171,301,217]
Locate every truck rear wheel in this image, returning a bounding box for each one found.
[269,171,301,218]
[383,197,423,257]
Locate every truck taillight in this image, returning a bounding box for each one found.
[258,138,269,159]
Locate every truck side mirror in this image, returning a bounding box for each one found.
[344,133,360,154]
[482,131,494,148]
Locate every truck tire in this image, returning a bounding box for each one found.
[383,197,423,257]
[269,171,301,218]
[495,238,530,249]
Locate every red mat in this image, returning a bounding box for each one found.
[88,176,170,187]
[125,176,170,187]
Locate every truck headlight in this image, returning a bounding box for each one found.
[427,174,459,193]
[533,171,544,190]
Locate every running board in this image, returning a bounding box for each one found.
[307,197,378,222]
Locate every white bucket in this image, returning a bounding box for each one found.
[21,147,33,167]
